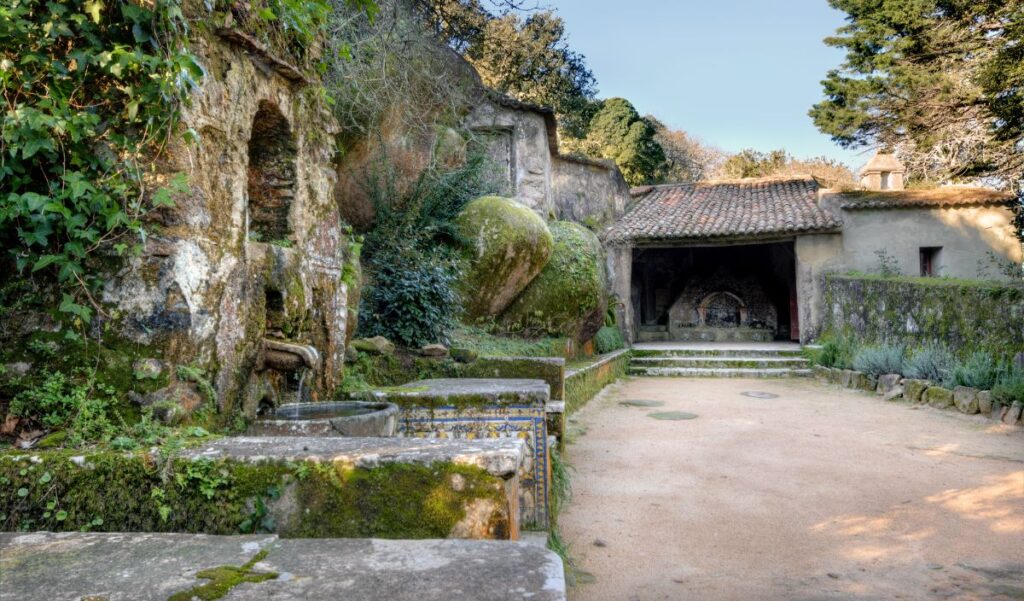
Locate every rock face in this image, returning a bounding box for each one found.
[499,221,606,341]
[100,29,355,415]
[925,386,955,409]
[902,379,931,403]
[953,386,980,414]
[455,196,554,320]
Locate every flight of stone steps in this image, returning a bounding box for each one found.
[629,344,812,378]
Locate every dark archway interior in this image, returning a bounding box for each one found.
[631,241,798,341]
[247,101,297,242]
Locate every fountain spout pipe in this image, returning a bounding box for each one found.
[262,339,321,372]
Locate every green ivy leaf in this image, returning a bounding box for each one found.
[55,510,68,522]
[16,488,28,497]
[84,0,104,24]
[38,472,52,484]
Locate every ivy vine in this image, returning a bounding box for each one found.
[0,0,202,324]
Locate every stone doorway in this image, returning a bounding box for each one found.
[631,241,798,342]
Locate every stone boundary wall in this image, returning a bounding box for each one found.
[811,366,1023,427]
[564,349,630,414]
[821,274,1024,356]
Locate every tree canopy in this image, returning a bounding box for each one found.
[810,0,1023,184]
[565,98,667,186]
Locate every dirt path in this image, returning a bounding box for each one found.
[559,377,1024,601]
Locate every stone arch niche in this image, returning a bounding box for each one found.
[698,291,747,328]
[247,101,297,242]
[667,270,779,342]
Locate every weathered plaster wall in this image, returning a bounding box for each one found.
[795,233,844,343]
[605,244,634,343]
[819,193,1021,280]
[820,274,1024,356]
[551,156,630,226]
[102,31,354,414]
[465,100,553,216]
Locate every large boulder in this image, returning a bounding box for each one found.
[455,196,554,320]
[499,221,606,341]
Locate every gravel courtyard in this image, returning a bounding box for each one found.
[560,377,1024,601]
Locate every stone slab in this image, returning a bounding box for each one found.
[466,357,566,401]
[0,532,565,601]
[377,378,551,406]
[183,436,525,479]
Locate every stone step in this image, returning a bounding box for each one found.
[631,356,809,369]
[0,532,566,601]
[631,348,805,358]
[628,366,813,378]
[635,331,671,342]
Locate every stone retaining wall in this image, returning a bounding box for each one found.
[812,366,1023,427]
[565,350,630,415]
[820,274,1024,356]
[0,437,525,540]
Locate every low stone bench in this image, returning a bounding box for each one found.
[0,437,525,540]
[0,532,566,601]
[372,379,552,529]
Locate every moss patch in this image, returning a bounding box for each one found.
[498,221,606,341]
[455,196,554,320]
[0,451,507,539]
[167,549,278,601]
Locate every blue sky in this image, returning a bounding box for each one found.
[548,0,872,171]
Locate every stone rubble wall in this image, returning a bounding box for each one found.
[820,274,1024,356]
[100,30,355,414]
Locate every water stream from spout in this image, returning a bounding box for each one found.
[296,367,309,404]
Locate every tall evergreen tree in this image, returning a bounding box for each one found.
[810,0,1023,184]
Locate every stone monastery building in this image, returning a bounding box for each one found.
[467,94,1021,346]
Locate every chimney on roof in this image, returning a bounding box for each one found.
[859,151,906,191]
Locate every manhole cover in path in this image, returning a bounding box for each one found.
[648,411,699,421]
[620,399,665,408]
[742,391,779,399]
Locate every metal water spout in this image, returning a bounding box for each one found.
[262,339,321,372]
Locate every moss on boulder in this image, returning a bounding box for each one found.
[498,221,606,341]
[455,196,553,320]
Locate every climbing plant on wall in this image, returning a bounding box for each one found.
[0,0,201,323]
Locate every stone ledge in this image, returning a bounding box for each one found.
[0,532,566,601]
[373,378,551,408]
[184,436,526,479]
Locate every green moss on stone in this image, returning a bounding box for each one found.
[167,549,278,601]
[0,450,507,539]
[565,352,629,415]
[455,196,554,320]
[499,221,606,341]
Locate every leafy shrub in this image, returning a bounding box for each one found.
[8,369,116,445]
[593,326,625,354]
[852,344,905,376]
[357,152,503,347]
[992,369,1024,404]
[952,351,1005,390]
[812,335,857,369]
[357,251,459,347]
[904,345,956,384]
[1,0,201,322]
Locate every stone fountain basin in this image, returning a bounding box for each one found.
[250,401,398,438]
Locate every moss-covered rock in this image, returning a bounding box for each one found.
[455,196,553,320]
[498,221,606,341]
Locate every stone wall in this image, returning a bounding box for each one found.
[564,349,630,414]
[101,30,355,415]
[820,274,1024,356]
[551,155,630,227]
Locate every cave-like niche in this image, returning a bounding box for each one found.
[247,101,297,242]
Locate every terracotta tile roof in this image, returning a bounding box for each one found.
[604,176,840,244]
[837,187,1014,210]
